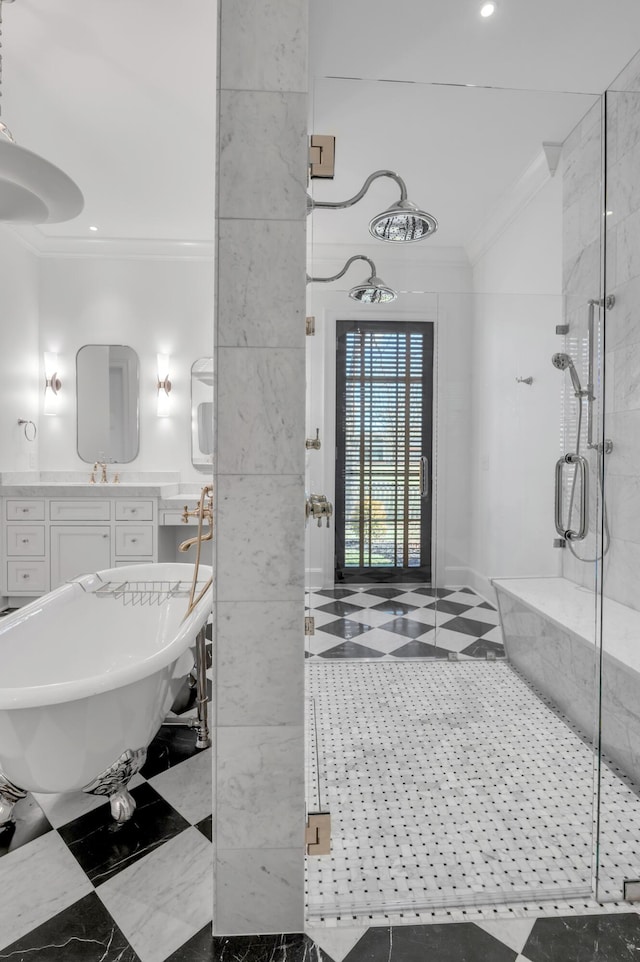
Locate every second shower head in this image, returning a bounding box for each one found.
[552,352,583,396]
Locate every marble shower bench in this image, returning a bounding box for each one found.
[493,576,640,787]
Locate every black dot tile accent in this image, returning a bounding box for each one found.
[318,641,384,659]
[523,912,640,962]
[379,618,434,639]
[58,782,190,886]
[316,619,373,640]
[316,600,365,617]
[0,891,140,960]
[0,793,52,857]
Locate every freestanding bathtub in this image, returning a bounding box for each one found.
[0,562,212,824]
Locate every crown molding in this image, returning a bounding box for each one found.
[7,225,214,260]
[465,145,560,267]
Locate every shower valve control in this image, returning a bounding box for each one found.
[306,493,333,528]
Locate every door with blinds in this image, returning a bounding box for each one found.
[335,320,434,583]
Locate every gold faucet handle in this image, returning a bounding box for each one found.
[182,504,191,524]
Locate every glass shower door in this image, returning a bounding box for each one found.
[595,57,640,904]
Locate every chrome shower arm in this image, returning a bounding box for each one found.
[307,254,376,285]
[307,170,408,212]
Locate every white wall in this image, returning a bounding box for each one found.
[468,171,564,599]
[37,254,213,480]
[0,228,40,474]
[305,242,473,588]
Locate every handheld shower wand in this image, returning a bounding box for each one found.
[551,352,585,398]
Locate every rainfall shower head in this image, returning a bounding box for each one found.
[306,254,398,303]
[552,352,583,396]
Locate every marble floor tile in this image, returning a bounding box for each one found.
[59,782,190,886]
[195,813,212,841]
[147,748,212,825]
[97,827,213,962]
[140,725,204,779]
[32,773,145,830]
[522,912,640,961]
[338,923,518,961]
[0,891,140,961]
[474,919,537,954]
[0,831,93,950]
[0,792,52,856]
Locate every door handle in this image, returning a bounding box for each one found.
[419,456,430,499]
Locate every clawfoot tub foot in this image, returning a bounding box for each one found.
[82,747,147,824]
[0,772,27,828]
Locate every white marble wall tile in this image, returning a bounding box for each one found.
[606,475,640,544]
[218,90,307,221]
[606,141,640,228]
[615,90,640,159]
[146,750,212,826]
[217,219,306,348]
[216,348,305,475]
[604,537,640,610]
[612,338,640,411]
[216,600,304,727]
[219,0,307,93]
[214,848,304,935]
[613,206,640,286]
[562,114,602,210]
[0,831,93,950]
[216,725,304,850]
[604,412,640,476]
[216,474,304,602]
[605,273,640,351]
[97,828,213,962]
[563,237,601,297]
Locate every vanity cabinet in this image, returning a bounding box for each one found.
[2,496,158,599]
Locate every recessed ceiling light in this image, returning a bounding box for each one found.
[89,225,98,231]
[480,2,497,16]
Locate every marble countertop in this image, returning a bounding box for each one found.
[0,476,209,502]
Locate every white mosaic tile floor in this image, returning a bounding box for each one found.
[305,660,640,921]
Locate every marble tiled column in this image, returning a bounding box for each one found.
[213,0,308,937]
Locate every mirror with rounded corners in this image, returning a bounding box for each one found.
[76,344,140,463]
[191,357,213,471]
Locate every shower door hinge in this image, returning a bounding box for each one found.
[304,615,315,636]
[306,813,331,855]
[306,315,316,336]
[309,135,335,179]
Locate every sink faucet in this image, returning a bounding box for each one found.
[94,461,108,483]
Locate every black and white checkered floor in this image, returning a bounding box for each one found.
[0,636,215,962]
[306,585,504,660]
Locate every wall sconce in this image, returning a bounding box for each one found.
[157,353,172,417]
[43,352,62,416]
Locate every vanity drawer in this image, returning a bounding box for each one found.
[114,525,154,556]
[115,500,154,521]
[6,500,45,521]
[50,500,111,522]
[6,525,46,556]
[7,560,48,593]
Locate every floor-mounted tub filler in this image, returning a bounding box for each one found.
[0,561,213,826]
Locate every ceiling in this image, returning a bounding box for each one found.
[309,0,640,252]
[3,0,640,252]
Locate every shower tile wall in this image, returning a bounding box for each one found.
[214,0,308,936]
[602,51,640,612]
[562,48,640,612]
[560,97,603,592]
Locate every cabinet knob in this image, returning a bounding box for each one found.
[22,573,30,580]
[21,538,29,544]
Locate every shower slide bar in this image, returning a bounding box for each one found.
[555,453,589,541]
